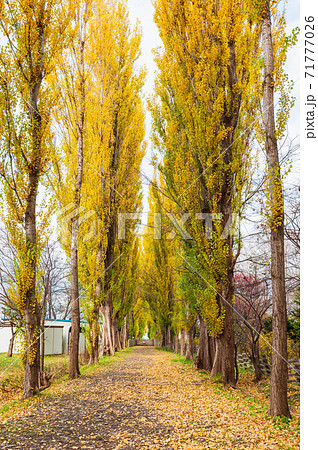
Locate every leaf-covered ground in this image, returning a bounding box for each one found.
[0,354,71,411]
[0,347,299,449]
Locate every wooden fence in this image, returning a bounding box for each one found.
[237,353,300,384]
[128,339,161,347]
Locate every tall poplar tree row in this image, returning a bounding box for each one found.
[151,0,261,386]
[0,0,73,398]
[142,176,178,350]
[150,0,297,416]
[54,0,145,366]
[91,0,145,358]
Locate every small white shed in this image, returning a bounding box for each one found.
[43,319,86,355]
[0,322,14,353]
[0,319,86,355]
[42,325,64,355]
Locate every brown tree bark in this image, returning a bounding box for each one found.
[69,31,86,380]
[7,337,14,358]
[196,318,215,372]
[124,316,130,348]
[173,334,179,354]
[23,89,43,398]
[211,281,236,385]
[112,315,122,352]
[166,325,172,350]
[89,242,103,364]
[100,293,115,356]
[160,329,165,347]
[23,179,41,398]
[210,339,223,379]
[180,329,186,357]
[250,340,263,382]
[40,316,45,373]
[185,322,194,361]
[121,316,128,349]
[89,303,100,364]
[7,323,16,358]
[100,216,116,356]
[262,1,290,418]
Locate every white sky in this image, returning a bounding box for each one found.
[126,0,161,216]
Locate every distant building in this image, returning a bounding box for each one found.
[0,318,86,355]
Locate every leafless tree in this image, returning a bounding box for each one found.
[0,227,70,360]
[234,272,271,381]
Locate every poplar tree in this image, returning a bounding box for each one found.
[0,0,72,397]
[94,0,145,357]
[143,176,178,350]
[261,0,295,419]
[53,0,93,379]
[54,0,145,363]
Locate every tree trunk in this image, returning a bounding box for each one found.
[112,316,122,352]
[121,316,129,349]
[262,1,290,418]
[166,325,172,350]
[90,242,103,364]
[69,35,85,379]
[121,317,127,349]
[117,328,122,349]
[117,329,122,351]
[23,171,41,399]
[23,305,41,398]
[7,337,14,358]
[69,213,81,378]
[250,339,263,382]
[111,317,116,350]
[90,303,100,364]
[125,316,130,347]
[100,208,116,356]
[100,294,115,356]
[180,329,186,357]
[234,343,239,385]
[173,334,179,353]
[40,317,45,373]
[7,324,15,358]
[208,39,240,387]
[211,281,236,386]
[185,323,194,361]
[160,329,165,347]
[196,318,214,372]
[121,322,125,349]
[210,339,222,378]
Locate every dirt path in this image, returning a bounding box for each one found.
[0,347,299,449]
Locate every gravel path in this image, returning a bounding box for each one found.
[0,347,174,449]
[0,346,300,449]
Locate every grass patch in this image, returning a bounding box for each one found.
[171,355,193,366]
[0,354,70,401]
[155,347,194,367]
[0,354,22,372]
[155,346,174,353]
[238,367,254,374]
[165,348,299,429]
[0,347,132,422]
